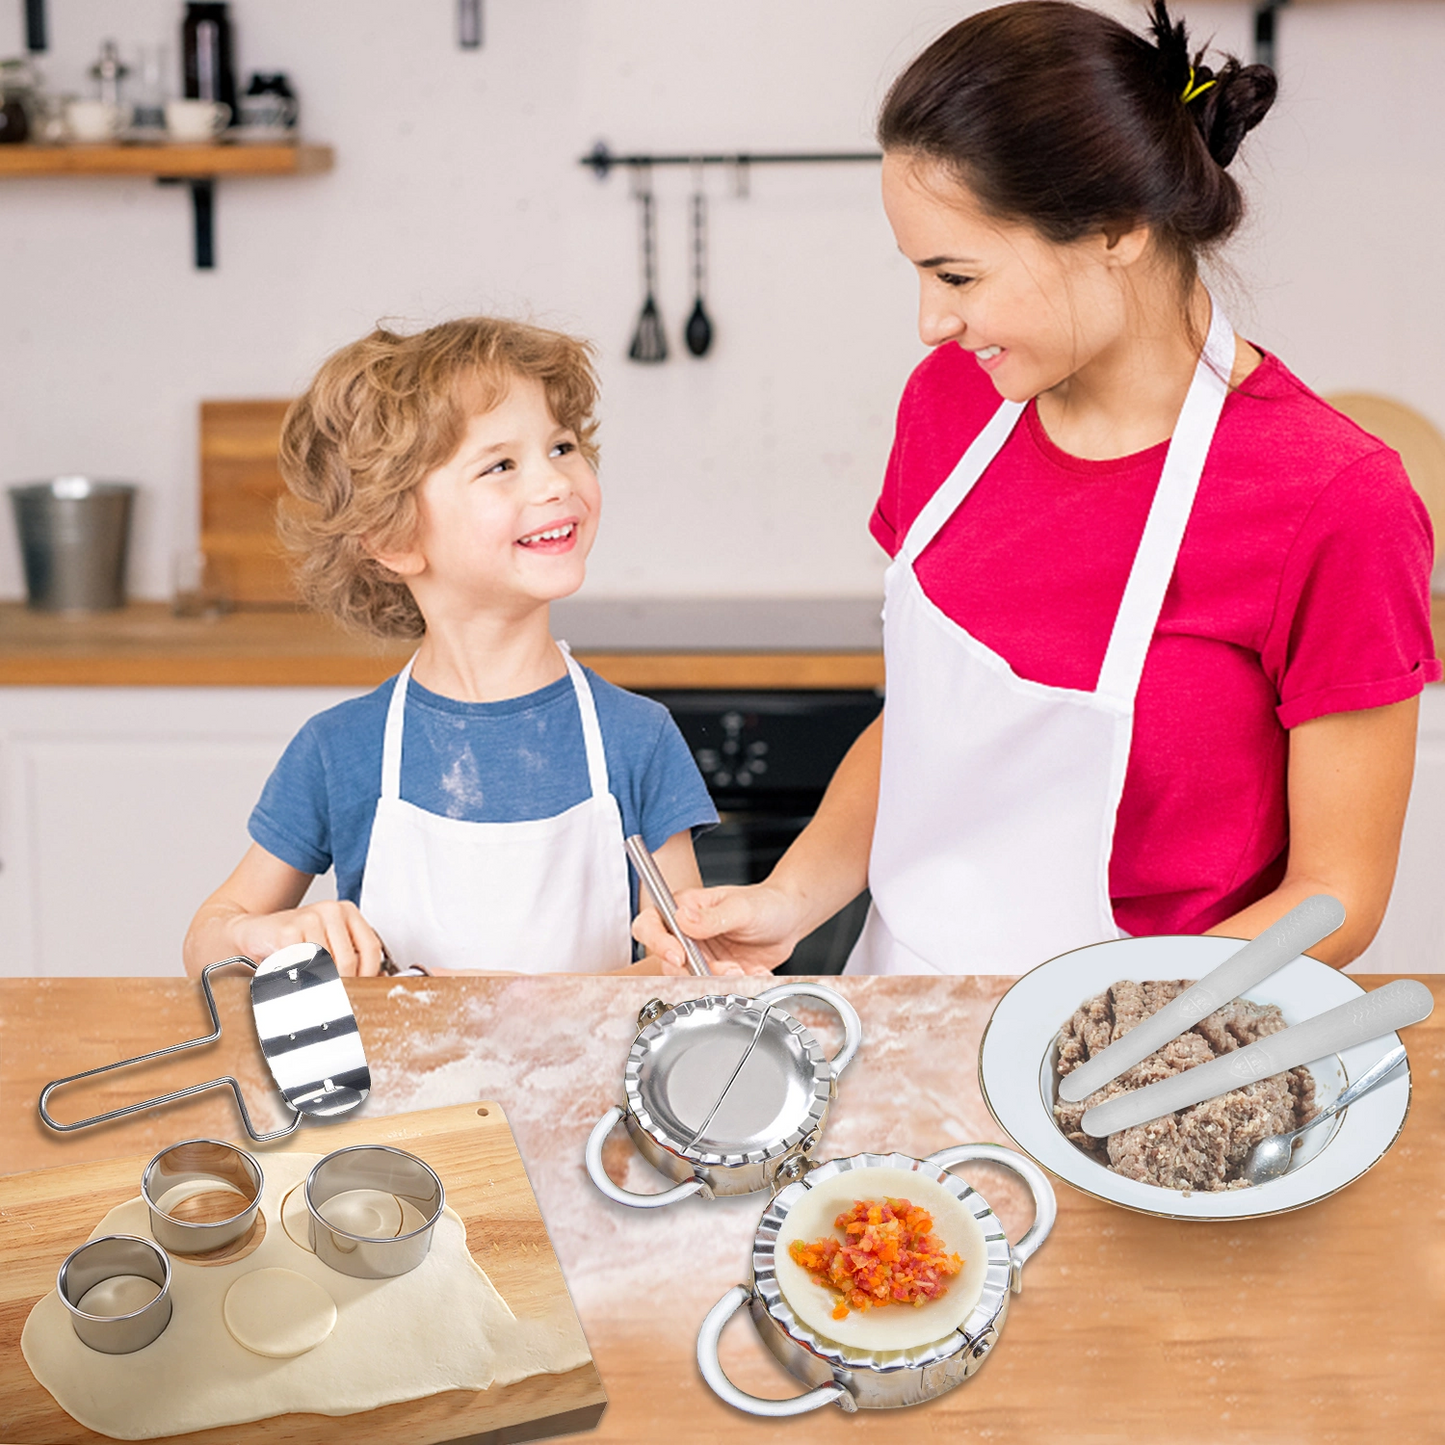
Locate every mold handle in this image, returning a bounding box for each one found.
[584,1105,712,1209]
[926,1142,1057,1291]
[752,982,863,1077]
[697,1285,856,1416]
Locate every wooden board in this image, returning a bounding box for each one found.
[0,1102,606,1445]
[199,400,297,607]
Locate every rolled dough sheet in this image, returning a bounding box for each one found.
[22,1152,591,1440]
[773,1166,988,1353]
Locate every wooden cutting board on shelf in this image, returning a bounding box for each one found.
[0,1101,606,1445]
[200,399,296,607]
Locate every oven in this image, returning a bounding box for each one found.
[644,691,883,974]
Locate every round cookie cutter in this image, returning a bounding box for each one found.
[142,1138,263,1256]
[697,1144,1055,1414]
[304,1145,444,1279]
[585,983,863,1208]
[58,1234,173,1355]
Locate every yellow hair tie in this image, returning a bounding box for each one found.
[1181,67,1217,104]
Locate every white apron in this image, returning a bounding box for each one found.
[847,301,1235,976]
[358,645,633,974]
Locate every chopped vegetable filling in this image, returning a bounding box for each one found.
[788,1197,963,1320]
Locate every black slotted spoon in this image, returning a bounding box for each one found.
[628,165,667,363]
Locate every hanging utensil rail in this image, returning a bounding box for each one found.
[581,141,881,179]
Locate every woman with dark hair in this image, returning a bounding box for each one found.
[639,1,1439,975]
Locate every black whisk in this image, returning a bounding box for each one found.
[685,171,714,357]
[628,167,668,364]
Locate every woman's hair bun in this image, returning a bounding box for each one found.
[1148,0,1277,168]
[878,1,1277,270]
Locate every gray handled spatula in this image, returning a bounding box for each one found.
[1080,978,1433,1138]
[1057,894,1347,1105]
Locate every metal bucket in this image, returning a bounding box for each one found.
[9,477,135,611]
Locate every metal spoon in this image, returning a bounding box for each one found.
[1240,1044,1407,1185]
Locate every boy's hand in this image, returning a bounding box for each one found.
[632,884,799,976]
[232,900,386,977]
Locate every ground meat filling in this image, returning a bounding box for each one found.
[1053,979,1318,1192]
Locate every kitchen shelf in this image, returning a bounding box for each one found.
[0,142,333,177]
[0,143,335,268]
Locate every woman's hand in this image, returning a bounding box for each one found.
[229,899,386,978]
[633,883,808,976]
[631,718,883,977]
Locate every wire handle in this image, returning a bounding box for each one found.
[753,981,863,1077]
[696,1285,854,1415]
[583,1104,711,1209]
[37,957,302,1144]
[925,1142,1057,1292]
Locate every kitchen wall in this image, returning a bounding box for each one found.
[0,1,1441,602]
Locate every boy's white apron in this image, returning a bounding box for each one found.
[359,646,632,974]
[847,300,1234,977]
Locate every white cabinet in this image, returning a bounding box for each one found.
[0,688,360,977]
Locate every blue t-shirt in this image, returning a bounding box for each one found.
[249,666,717,908]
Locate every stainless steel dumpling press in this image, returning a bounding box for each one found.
[585,982,863,1207]
[697,1144,1056,1415]
[39,944,370,1143]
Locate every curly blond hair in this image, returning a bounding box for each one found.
[277,316,600,638]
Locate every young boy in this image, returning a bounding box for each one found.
[184,317,716,977]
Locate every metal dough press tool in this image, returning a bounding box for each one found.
[38,943,371,1144]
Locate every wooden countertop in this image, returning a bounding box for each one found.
[1,974,1439,1444]
[0,603,885,689]
[3,597,1441,691]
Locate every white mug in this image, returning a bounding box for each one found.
[165,98,230,142]
[65,99,128,143]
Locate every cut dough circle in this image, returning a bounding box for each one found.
[773,1166,988,1353]
[223,1268,336,1358]
[317,1188,404,1242]
[76,1276,162,1318]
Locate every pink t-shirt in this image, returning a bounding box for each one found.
[870,342,1441,938]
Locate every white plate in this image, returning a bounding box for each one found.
[978,935,1412,1220]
